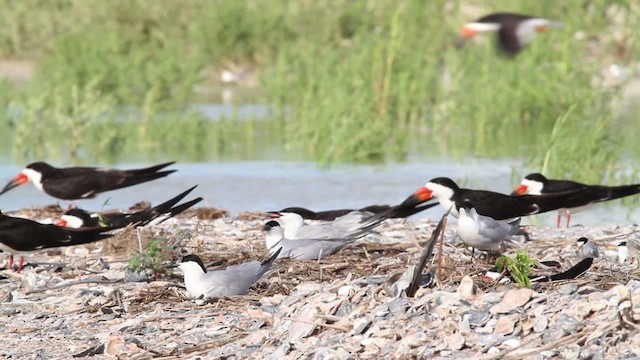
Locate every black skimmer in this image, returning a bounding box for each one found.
[513,173,640,227]
[262,220,370,260]
[576,237,599,259]
[395,177,587,221]
[177,249,281,299]
[459,12,562,55]
[0,210,115,272]
[456,201,522,254]
[277,203,436,221]
[0,161,176,200]
[55,186,202,228]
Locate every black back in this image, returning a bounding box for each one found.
[0,212,113,252]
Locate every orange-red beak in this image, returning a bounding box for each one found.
[535,25,549,33]
[513,184,528,195]
[54,219,67,227]
[399,187,433,208]
[0,173,28,195]
[459,26,479,38]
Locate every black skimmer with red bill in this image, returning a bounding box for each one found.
[0,210,115,272]
[512,173,640,227]
[277,202,437,221]
[394,177,591,221]
[458,12,562,55]
[55,186,203,228]
[0,161,176,201]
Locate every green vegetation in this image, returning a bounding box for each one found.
[0,0,638,182]
[127,237,173,275]
[496,251,538,288]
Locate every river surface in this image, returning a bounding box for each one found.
[0,158,637,227]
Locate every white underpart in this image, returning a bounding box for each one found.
[178,259,268,299]
[264,226,285,253]
[148,214,172,226]
[276,213,305,239]
[60,215,84,228]
[277,212,364,239]
[22,168,44,191]
[516,18,558,46]
[464,22,501,33]
[520,178,544,195]
[576,240,599,259]
[178,262,209,298]
[425,182,457,217]
[456,208,513,251]
[617,244,628,264]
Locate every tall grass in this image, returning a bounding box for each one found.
[0,0,637,183]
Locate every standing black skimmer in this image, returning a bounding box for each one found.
[0,161,176,200]
[177,249,280,299]
[394,177,591,221]
[513,173,640,227]
[456,201,522,254]
[55,186,202,228]
[459,12,562,55]
[0,210,115,272]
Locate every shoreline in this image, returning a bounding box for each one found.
[1,209,639,358]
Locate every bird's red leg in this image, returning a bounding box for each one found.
[556,211,562,229]
[8,255,14,271]
[566,211,571,228]
[16,256,24,273]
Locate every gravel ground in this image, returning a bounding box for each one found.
[1,207,639,359]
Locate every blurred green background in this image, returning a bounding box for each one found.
[0,0,638,184]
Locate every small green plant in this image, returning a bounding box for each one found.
[127,237,172,275]
[496,251,538,288]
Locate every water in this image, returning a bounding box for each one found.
[0,158,638,227]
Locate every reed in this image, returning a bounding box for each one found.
[0,0,637,183]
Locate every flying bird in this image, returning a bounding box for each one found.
[513,173,640,227]
[177,249,280,299]
[458,12,562,55]
[55,186,202,228]
[0,161,176,200]
[0,210,115,272]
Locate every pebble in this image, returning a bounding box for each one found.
[490,289,534,314]
[0,215,637,359]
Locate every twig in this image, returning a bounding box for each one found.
[25,277,123,294]
[480,321,619,360]
[141,312,220,323]
[436,215,448,283]
[136,228,143,253]
[285,317,349,331]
